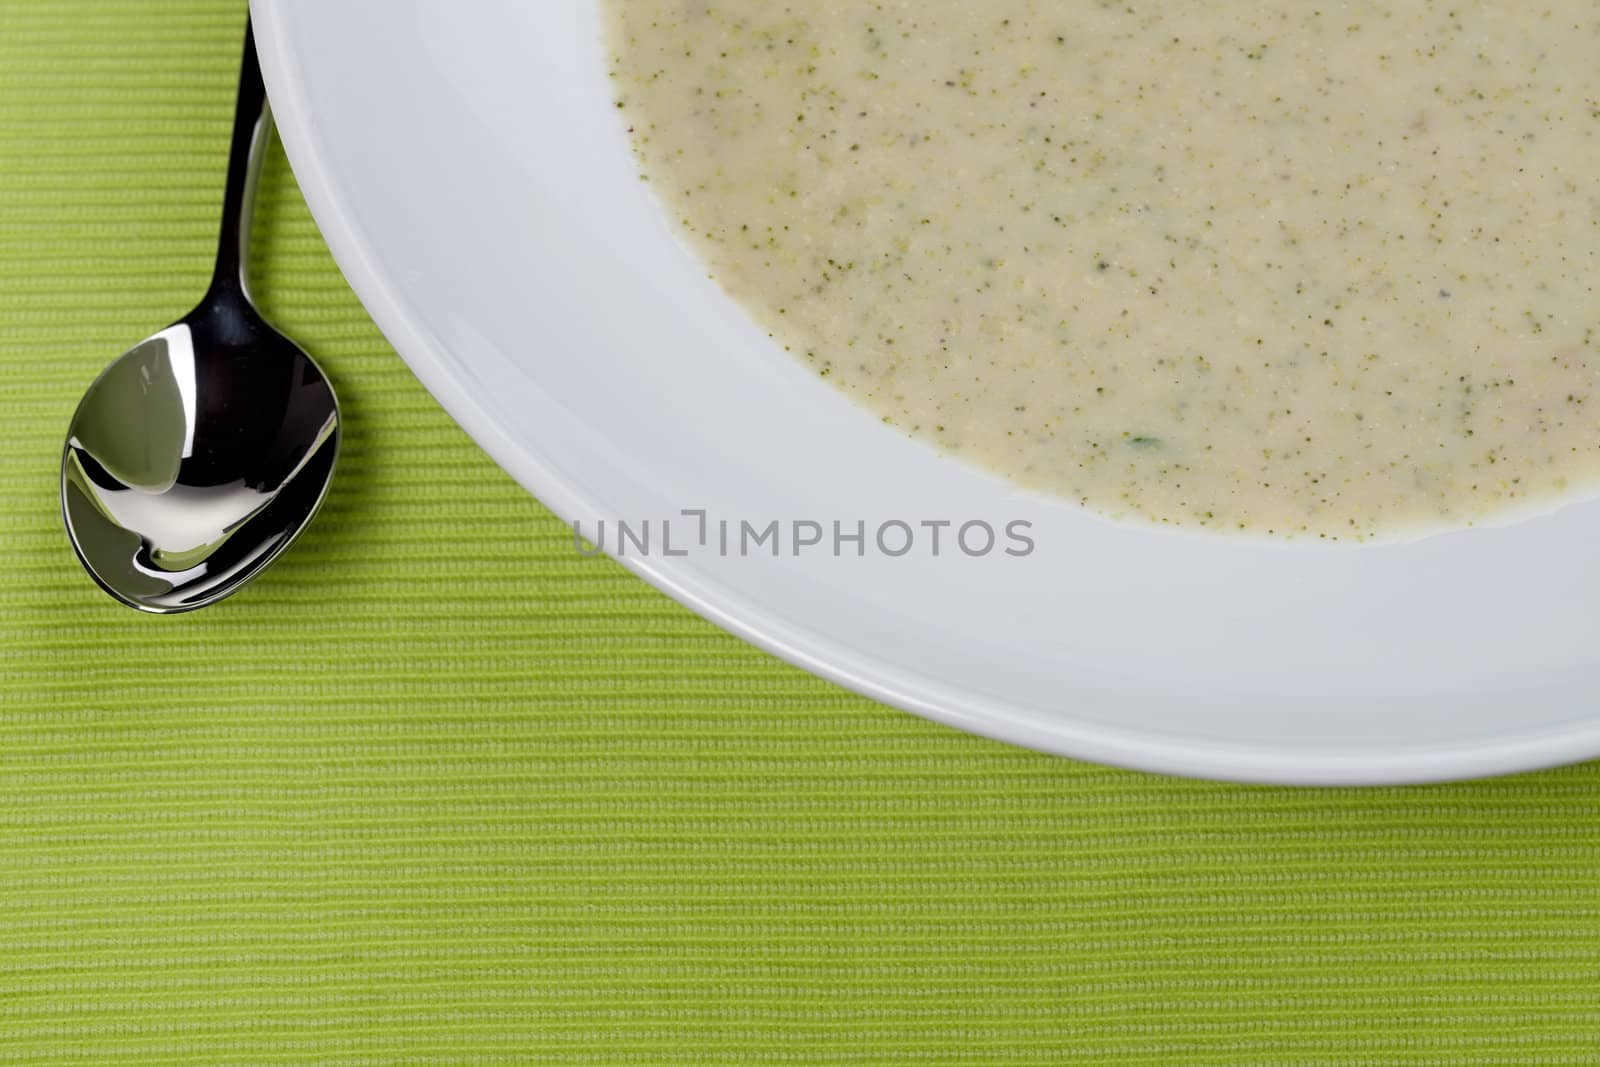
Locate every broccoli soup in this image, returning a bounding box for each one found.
[607,1,1600,539]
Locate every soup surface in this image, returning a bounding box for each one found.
[607,1,1600,539]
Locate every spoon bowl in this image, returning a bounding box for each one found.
[60,20,339,613]
[61,305,339,613]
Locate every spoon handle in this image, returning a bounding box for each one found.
[209,19,271,304]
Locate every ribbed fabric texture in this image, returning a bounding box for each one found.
[2,2,1599,1063]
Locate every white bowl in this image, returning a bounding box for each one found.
[252,0,1600,784]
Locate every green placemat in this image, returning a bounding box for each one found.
[2,3,1599,1064]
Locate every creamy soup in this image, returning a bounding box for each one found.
[607,1,1600,539]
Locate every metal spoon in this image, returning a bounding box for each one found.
[60,21,339,614]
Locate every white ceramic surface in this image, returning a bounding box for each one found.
[252,0,1600,784]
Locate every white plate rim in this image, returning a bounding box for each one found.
[250,0,1600,785]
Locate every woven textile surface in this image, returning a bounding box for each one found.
[1,2,1598,1063]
